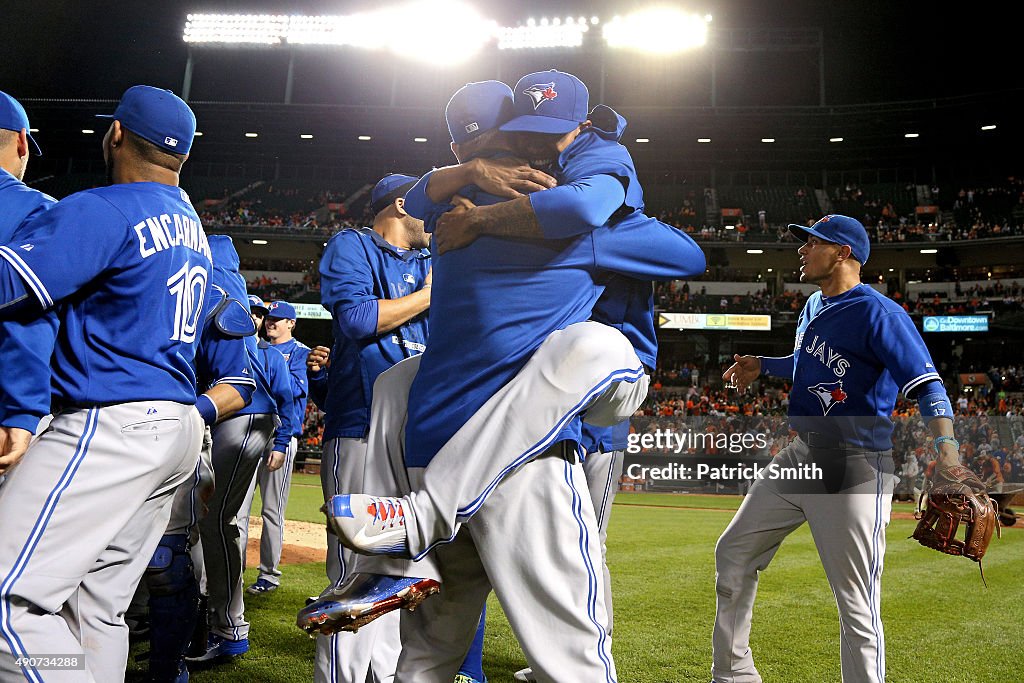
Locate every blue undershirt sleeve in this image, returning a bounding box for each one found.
[337,299,380,340]
[529,174,627,239]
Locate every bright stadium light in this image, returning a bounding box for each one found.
[252,239,269,245]
[635,138,650,143]
[387,1,497,64]
[920,249,938,254]
[358,135,372,141]
[497,20,587,49]
[413,137,428,142]
[29,128,39,133]
[904,132,919,138]
[829,137,843,142]
[194,131,204,136]
[184,5,495,64]
[697,137,711,143]
[245,132,258,137]
[300,133,314,139]
[603,8,709,54]
[980,124,997,131]
[82,129,95,134]
[761,138,775,143]
[746,249,764,254]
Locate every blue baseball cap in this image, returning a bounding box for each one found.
[370,173,419,214]
[97,85,196,154]
[0,91,41,156]
[788,214,871,265]
[500,70,589,135]
[248,295,269,313]
[445,81,515,145]
[267,300,297,320]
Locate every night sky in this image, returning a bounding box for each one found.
[3,1,1021,106]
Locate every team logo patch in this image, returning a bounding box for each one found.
[403,273,415,284]
[808,380,847,415]
[165,136,179,147]
[465,122,479,134]
[19,243,33,251]
[523,83,558,110]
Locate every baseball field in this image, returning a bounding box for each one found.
[136,474,1022,682]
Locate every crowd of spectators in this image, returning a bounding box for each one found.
[654,282,807,315]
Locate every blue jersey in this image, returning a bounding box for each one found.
[0,169,57,431]
[777,284,942,449]
[270,337,311,438]
[194,285,257,399]
[0,182,212,406]
[402,116,704,468]
[207,235,296,444]
[318,227,431,439]
[257,339,300,452]
[581,421,630,455]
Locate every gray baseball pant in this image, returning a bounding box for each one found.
[404,321,648,560]
[582,446,625,636]
[197,413,276,642]
[348,354,618,683]
[315,436,401,683]
[238,435,297,586]
[712,437,895,683]
[0,402,202,683]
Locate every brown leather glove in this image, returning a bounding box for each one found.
[913,465,998,563]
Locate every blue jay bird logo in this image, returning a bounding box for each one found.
[523,83,558,110]
[808,380,848,415]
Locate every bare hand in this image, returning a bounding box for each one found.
[722,354,761,392]
[435,196,479,255]
[267,450,286,472]
[0,427,32,475]
[469,157,556,199]
[307,346,331,373]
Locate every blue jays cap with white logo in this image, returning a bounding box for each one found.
[96,85,196,154]
[267,300,297,320]
[500,70,589,135]
[0,90,41,156]
[445,81,515,145]
[370,173,419,215]
[248,295,269,313]
[788,214,871,265]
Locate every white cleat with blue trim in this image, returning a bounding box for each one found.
[323,494,410,555]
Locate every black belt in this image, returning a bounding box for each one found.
[798,431,849,449]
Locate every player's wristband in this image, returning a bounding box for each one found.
[195,394,219,427]
[933,435,959,454]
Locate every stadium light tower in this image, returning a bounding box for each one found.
[602,8,710,54]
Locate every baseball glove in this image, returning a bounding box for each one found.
[913,465,999,569]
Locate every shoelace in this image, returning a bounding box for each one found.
[366,498,405,530]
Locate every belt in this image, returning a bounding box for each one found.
[798,431,849,449]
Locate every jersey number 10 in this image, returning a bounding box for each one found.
[167,262,208,344]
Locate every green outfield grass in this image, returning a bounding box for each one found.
[159,490,1021,682]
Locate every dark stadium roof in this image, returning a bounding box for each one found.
[4,0,1020,105]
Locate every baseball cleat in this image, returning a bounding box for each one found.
[513,668,536,682]
[183,634,248,663]
[245,578,278,595]
[296,573,440,636]
[323,494,410,555]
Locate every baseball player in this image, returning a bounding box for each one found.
[310,173,432,682]
[513,421,628,682]
[243,299,310,596]
[188,236,298,664]
[715,214,982,683]
[316,73,705,682]
[0,85,211,682]
[142,283,257,683]
[0,91,56,483]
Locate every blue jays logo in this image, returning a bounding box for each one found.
[403,273,415,285]
[808,380,848,415]
[523,83,558,110]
